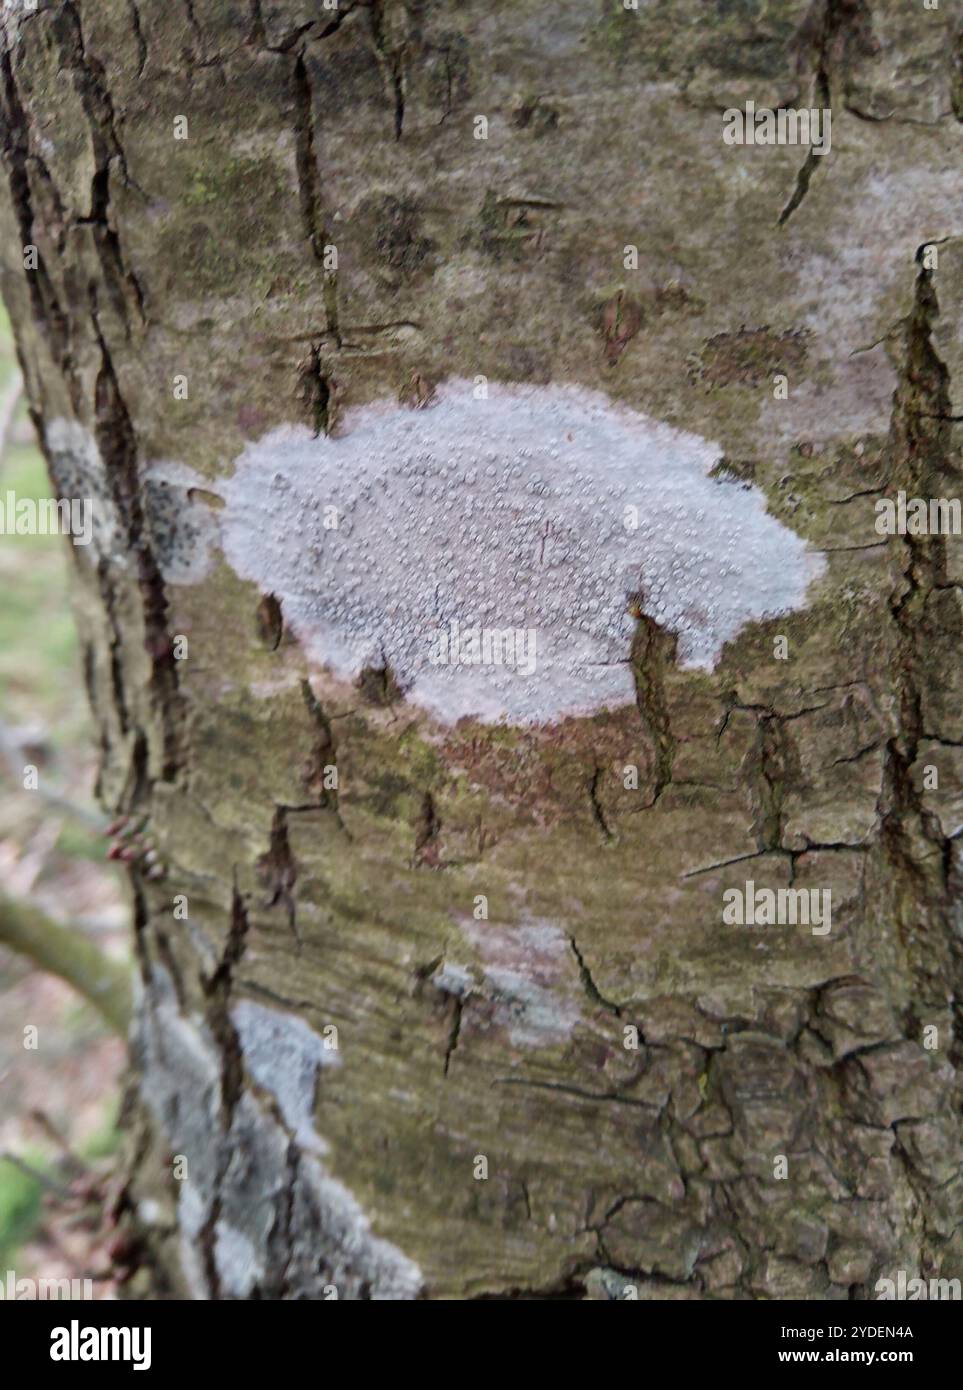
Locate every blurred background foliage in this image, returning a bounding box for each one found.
[0,305,129,1296]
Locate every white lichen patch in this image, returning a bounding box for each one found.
[42,422,226,581]
[213,1222,262,1300]
[296,1152,424,1301]
[442,918,583,1047]
[135,977,422,1299]
[45,419,124,566]
[42,423,221,582]
[143,460,223,584]
[231,999,339,1155]
[216,381,823,724]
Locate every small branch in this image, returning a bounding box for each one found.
[0,892,131,1035]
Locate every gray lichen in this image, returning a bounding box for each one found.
[133,970,422,1299]
[210,381,824,724]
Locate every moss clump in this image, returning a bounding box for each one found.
[510,94,560,136]
[691,326,810,390]
[357,194,436,278]
[472,191,543,263]
[183,155,287,212]
[592,0,645,65]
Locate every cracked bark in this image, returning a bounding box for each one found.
[0,0,961,1301]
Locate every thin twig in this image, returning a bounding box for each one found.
[0,1151,74,1198]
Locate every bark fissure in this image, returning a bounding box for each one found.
[296,341,333,436]
[56,1,148,328]
[780,0,873,225]
[587,766,614,842]
[299,678,350,835]
[292,50,340,346]
[91,304,183,788]
[126,0,148,77]
[492,1076,660,1112]
[874,255,959,1030]
[368,0,406,141]
[569,936,623,1018]
[630,612,676,809]
[0,48,71,374]
[752,714,787,852]
[413,789,442,867]
[443,995,463,1077]
[196,884,251,1298]
[258,807,300,944]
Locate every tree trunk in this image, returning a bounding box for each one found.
[2,0,961,1300]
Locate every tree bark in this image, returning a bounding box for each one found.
[1,0,961,1299]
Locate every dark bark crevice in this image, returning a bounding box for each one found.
[292,48,340,345]
[91,301,184,787]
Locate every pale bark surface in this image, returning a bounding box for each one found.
[1,0,962,1298]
